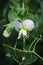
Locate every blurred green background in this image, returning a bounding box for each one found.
[0,0,43,65]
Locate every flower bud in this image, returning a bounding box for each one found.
[3,30,11,38]
[22,57,25,61]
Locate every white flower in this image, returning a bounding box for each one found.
[14,19,34,39]
[3,19,34,38]
[14,19,34,32]
[18,29,27,39]
[3,30,11,38]
[23,19,34,31]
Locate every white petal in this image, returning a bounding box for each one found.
[23,19,34,31]
[22,57,25,61]
[14,20,22,31]
[3,30,11,38]
[6,53,11,57]
[18,29,27,39]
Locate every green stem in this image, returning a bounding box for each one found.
[3,44,43,61]
[22,2,24,11]
[33,38,41,51]
[22,0,24,15]
[3,44,32,53]
[16,17,23,22]
[23,37,26,50]
[14,40,17,49]
[33,51,43,61]
[29,37,38,50]
[11,55,19,63]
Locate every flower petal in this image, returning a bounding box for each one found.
[3,30,11,38]
[14,20,22,31]
[23,19,34,31]
[18,29,27,39]
[22,57,25,61]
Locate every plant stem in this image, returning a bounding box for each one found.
[3,44,32,53]
[22,2,24,11]
[33,51,43,61]
[23,37,26,50]
[3,43,43,61]
[33,38,41,51]
[14,40,17,49]
[22,0,24,15]
[29,37,38,50]
[16,17,23,22]
[11,55,19,63]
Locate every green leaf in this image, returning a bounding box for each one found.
[34,14,40,29]
[8,10,17,22]
[21,53,37,65]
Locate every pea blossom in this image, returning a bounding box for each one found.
[14,19,34,39]
[3,19,34,38]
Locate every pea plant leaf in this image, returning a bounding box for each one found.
[8,10,17,22]
[21,53,37,65]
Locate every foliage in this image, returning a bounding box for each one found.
[0,0,43,65]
